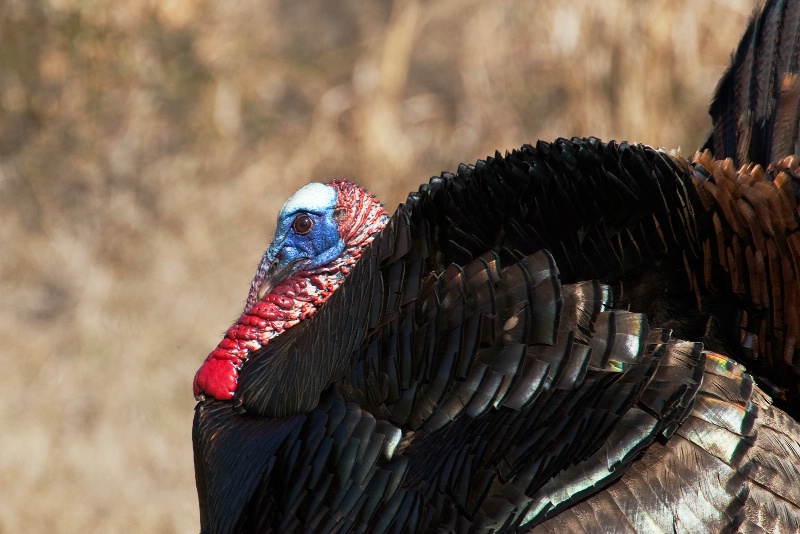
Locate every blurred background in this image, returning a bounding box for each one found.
[0,0,759,531]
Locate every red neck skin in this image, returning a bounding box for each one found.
[193,179,387,401]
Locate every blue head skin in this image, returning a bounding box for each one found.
[253,183,346,301]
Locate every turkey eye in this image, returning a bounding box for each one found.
[292,214,314,235]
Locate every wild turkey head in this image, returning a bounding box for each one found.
[193,179,388,401]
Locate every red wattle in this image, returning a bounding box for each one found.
[193,356,239,400]
[192,284,321,401]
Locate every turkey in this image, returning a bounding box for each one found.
[193,0,800,532]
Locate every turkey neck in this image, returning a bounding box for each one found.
[211,269,348,369]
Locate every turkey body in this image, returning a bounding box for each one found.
[193,0,800,532]
[195,139,800,533]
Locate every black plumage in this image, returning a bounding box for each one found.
[194,0,800,531]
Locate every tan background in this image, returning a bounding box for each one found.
[0,0,759,531]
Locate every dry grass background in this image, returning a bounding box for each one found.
[0,0,760,531]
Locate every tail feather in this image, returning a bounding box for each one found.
[771,73,800,161]
[706,0,800,166]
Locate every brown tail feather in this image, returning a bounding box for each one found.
[690,150,800,402]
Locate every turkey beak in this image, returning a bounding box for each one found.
[256,257,302,300]
[256,258,279,300]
